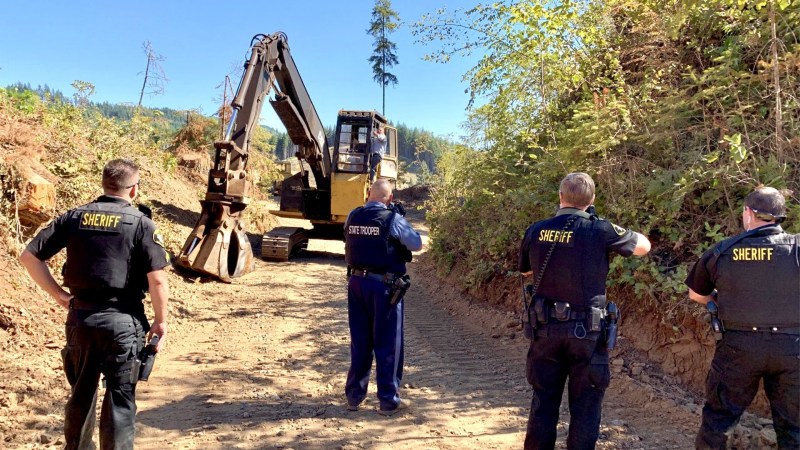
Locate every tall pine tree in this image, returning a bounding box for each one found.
[367,0,400,116]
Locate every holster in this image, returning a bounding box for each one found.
[706,300,724,341]
[604,302,620,350]
[534,298,548,325]
[388,275,411,306]
[523,295,549,340]
[132,335,159,383]
[522,286,536,339]
[129,358,142,385]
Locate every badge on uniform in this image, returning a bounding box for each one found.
[611,223,627,236]
[153,230,166,248]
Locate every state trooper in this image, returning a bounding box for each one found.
[344,179,422,416]
[518,172,651,449]
[686,186,799,449]
[20,159,170,450]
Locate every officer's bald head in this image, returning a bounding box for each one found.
[745,186,787,222]
[559,172,595,209]
[103,159,139,195]
[368,179,393,204]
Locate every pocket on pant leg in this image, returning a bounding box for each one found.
[526,344,539,387]
[526,342,553,390]
[704,338,755,414]
[61,345,81,386]
[105,349,137,387]
[704,363,727,412]
[104,315,141,386]
[587,352,610,390]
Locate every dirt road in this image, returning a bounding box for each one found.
[130,213,711,450]
[0,206,777,449]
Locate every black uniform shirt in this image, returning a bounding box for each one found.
[685,224,799,327]
[26,196,169,292]
[685,241,721,297]
[684,224,793,296]
[518,208,639,307]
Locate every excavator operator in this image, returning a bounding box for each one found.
[369,123,387,183]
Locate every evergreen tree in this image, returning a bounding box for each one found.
[367,0,400,115]
[275,134,287,160]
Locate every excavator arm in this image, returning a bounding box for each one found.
[176,32,329,281]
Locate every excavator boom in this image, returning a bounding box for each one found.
[177,32,399,276]
[176,32,329,281]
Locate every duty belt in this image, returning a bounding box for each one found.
[70,298,133,313]
[348,267,395,284]
[547,309,590,321]
[723,321,800,335]
[538,299,592,322]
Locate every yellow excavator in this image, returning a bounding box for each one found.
[176,32,398,281]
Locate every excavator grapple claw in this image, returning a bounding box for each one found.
[176,200,254,282]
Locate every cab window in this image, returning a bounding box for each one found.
[336,122,368,173]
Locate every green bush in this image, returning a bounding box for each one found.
[419,0,799,309]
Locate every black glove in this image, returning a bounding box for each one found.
[137,204,153,219]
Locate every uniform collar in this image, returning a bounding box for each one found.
[364,201,388,209]
[747,223,783,235]
[96,195,132,206]
[555,207,590,218]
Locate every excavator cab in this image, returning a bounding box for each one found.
[329,110,398,224]
[264,110,397,261]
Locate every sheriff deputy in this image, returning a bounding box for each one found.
[20,159,169,449]
[686,186,799,450]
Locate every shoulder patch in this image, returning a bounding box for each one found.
[153,230,165,248]
[611,223,627,236]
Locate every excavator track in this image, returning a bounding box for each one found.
[261,226,309,261]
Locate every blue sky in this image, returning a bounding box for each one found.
[0,0,480,139]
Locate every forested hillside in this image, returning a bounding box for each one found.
[0,87,281,242]
[8,83,451,177]
[6,83,193,139]
[417,0,799,302]
[271,122,451,175]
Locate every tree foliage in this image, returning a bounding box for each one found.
[5,82,70,104]
[71,80,95,107]
[395,123,449,172]
[368,0,401,115]
[415,0,800,307]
